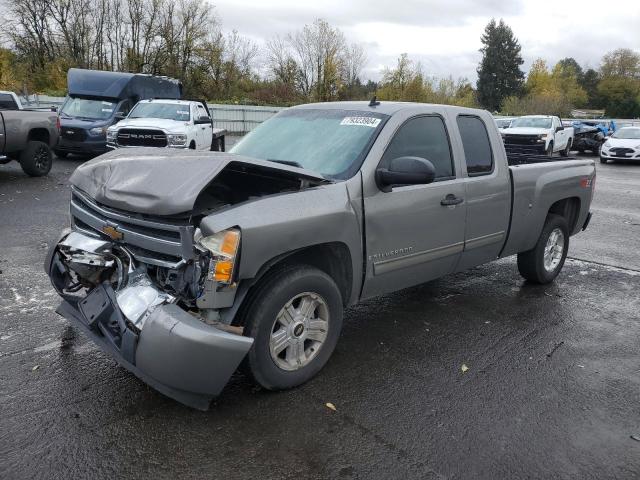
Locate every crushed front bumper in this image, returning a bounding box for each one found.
[45,234,253,410]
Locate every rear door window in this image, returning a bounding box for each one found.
[457,115,494,176]
[381,116,454,180]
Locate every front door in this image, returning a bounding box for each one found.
[361,115,467,299]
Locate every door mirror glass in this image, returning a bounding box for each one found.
[555,126,564,132]
[114,111,126,121]
[376,156,436,192]
[195,116,211,124]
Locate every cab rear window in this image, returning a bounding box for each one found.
[457,115,494,176]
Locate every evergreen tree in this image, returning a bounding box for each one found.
[476,19,524,111]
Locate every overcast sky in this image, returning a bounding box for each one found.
[213,0,640,83]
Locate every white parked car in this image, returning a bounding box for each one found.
[501,115,574,157]
[107,99,213,150]
[600,127,640,164]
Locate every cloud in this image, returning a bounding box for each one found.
[213,0,640,82]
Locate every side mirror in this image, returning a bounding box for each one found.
[195,116,211,125]
[376,156,436,192]
[555,126,564,132]
[114,112,126,121]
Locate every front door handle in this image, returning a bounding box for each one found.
[441,194,464,206]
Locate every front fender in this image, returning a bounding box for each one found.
[200,182,363,299]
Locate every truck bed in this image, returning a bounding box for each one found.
[506,152,577,166]
[501,157,595,258]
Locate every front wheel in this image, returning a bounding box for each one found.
[517,214,569,284]
[240,265,343,390]
[600,157,608,164]
[546,142,554,158]
[20,141,52,177]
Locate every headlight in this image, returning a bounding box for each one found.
[536,134,548,142]
[106,130,117,141]
[602,141,610,149]
[195,228,240,284]
[167,134,187,147]
[89,127,107,136]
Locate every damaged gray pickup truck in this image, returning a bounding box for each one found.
[45,101,595,409]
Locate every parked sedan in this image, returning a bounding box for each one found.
[600,127,640,163]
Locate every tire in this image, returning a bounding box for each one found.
[20,141,52,177]
[240,265,343,391]
[189,141,196,150]
[517,214,569,284]
[546,142,554,158]
[560,140,571,157]
[53,149,69,158]
[600,157,608,164]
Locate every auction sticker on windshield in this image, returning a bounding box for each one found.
[340,117,381,128]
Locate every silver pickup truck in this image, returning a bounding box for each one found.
[0,93,59,176]
[45,101,595,409]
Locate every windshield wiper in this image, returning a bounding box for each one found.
[267,159,304,168]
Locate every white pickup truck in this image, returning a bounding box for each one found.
[501,115,574,157]
[107,99,225,151]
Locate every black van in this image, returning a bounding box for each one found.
[55,69,182,157]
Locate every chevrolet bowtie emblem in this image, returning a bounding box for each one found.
[102,225,123,241]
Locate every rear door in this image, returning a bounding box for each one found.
[361,114,467,298]
[453,114,511,271]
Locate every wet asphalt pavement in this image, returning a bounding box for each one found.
[1,151,639,479]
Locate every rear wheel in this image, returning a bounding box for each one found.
[20,141,52,177]
[560,140,572,157]
[240,265,343,390]
[517,214,569,284]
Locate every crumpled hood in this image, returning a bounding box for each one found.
[109,117,189,133]
[69,148,328,216]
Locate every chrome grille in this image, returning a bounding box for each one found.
[70,187,194,267]
[116,129,167,147]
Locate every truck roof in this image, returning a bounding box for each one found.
[138,99,200,105]
[292,101,489,116]
[67,68,182,100]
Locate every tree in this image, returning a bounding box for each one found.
[600,48,640,78]
[551,62,587,107]
[476,18,524,111]
[581,68,601,108]
[556,57,584,83]
[598,48,640,117]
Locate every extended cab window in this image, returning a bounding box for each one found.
[381,116,454,180]
[457,115,493,176]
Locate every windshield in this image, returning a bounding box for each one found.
[60,97,116,120]
[129,103,190,121]
[230,109,387,178]
[510,117,552,129]
[495,119,511,128]
[612,128,640,139]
